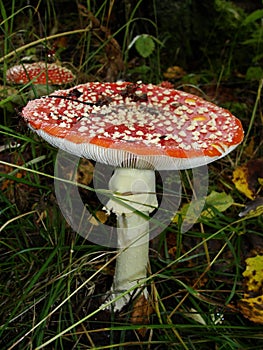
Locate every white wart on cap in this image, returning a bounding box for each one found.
[22,81,244,170]
[6,62,75,85]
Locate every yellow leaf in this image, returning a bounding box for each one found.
[163,66,186,79]
[232,165,255,199]
[233,159,263,199]
[77,159,94,185]
[242,255,263,296]
[238,296,263,324]
[238,255,263,324]
[88,210,108,226]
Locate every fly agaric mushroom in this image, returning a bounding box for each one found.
[6,62,75,85]
[21,81,244,311]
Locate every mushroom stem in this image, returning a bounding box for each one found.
[105,168,158,311]
[111,214,150,310]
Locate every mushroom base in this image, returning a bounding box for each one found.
[104,168,158,311]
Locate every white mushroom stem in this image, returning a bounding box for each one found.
[105,168,158,311]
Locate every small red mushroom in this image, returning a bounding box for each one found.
[6,62,75,85]
[21,81,244,311]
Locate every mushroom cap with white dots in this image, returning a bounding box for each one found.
[22,81,244,170]
[6,62,75,85]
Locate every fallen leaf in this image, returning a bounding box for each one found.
[239,197,263,218]
[238,297,263,324]
[243,137,255,158]
[242,255,263,296]
[172,191,234,223]
[1,171,24,190]
[232,159,263,199]
[202,191,234,218]
[238,255,263,324]
[129,294,154,337]
[163,66,186,79]
[77,158,94,186]
[88,210,108,226]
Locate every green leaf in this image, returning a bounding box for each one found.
[202,191,234,218]
[245,66,263,81]
[243,9,263,26]
[135,34,155,58]
[172,191,234,223]
[128,64,151,75]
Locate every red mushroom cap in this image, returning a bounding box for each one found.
[6,62,75,85]
[21,81,244,170]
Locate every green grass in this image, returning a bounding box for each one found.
[1,0,263,349]
[0,128,263,348]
